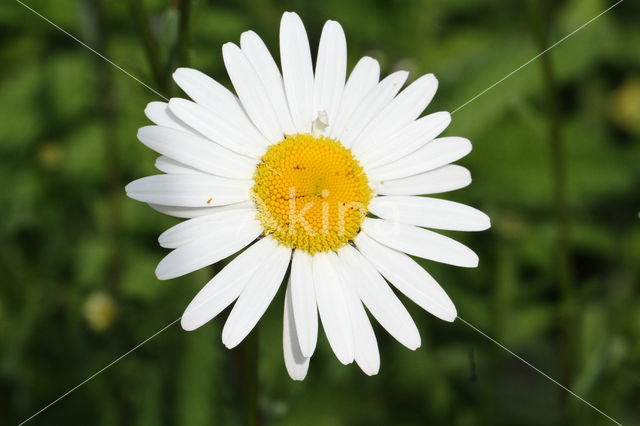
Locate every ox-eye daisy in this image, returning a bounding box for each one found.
[126,11,490,380]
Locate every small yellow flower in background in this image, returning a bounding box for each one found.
[126,11,490,380]
[83,291,117,332]
[37,141,63,169]
[610,77,640,134]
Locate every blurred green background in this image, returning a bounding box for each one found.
[1,0,639,424]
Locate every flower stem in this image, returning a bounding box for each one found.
[176,0,192,67]
[527,0,577,421]
[94,0,123,295]
[127,0,167,92]
[243,329,259,426]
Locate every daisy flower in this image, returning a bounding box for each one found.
[126,11,490,380]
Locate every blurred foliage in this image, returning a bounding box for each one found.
[1,0,639,425]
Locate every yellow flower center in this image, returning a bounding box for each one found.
[252,133,372,254]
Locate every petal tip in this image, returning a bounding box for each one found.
[360,56,378,66]
[240,30,259,45]
[484,216,492,230]
[222,336,241,350]
[154,261,174,280]
[180,315,199,331]
[444,311,457,322]
[289,374,306,381]
[407,335,421,351]
[172,68,190,82]
[424,72,437,82]
[286,365,309,381]
[124,180,135,193]
[136,126,148,140]
[300,344,315,359]
[222,42,239,53]
[362,367,380,376]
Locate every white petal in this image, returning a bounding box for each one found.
[240,31,296,135]
[283,282,310,380]
[369,196,490,231]
[290,250,318,357]
[313,252,354,364]
[362,218,478,267]
[313,20,347,127]
[340,71,409,148]
[126,174,251,207]
[180,237,277,331]
[173,68,270,149]
[374,165,471,196]
[173,67,241,113]
[137,126,257,179]
[155,218,262,280]
[144,101,191,132]
[222,43,284,143]
[352,74,438,155]
[158,202,256,248]
[328,56,380,139]
[168,98,265,158]
[222,242,291,348]
[361,111,451,170]
[368,137,472,182]
[340,269,380,376]
[148,203,222,218]
[354,232,457,322]
[337,245,420,350]
[155,156,202,174]
[280,12,315,133]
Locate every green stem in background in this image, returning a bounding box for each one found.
[94,0,123,297]
[243,329,259,426]
[175,0,192,67]
[92,0,128,421]
[489,235,517,422]
[127,0,167,92]
[527,0,577,422]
